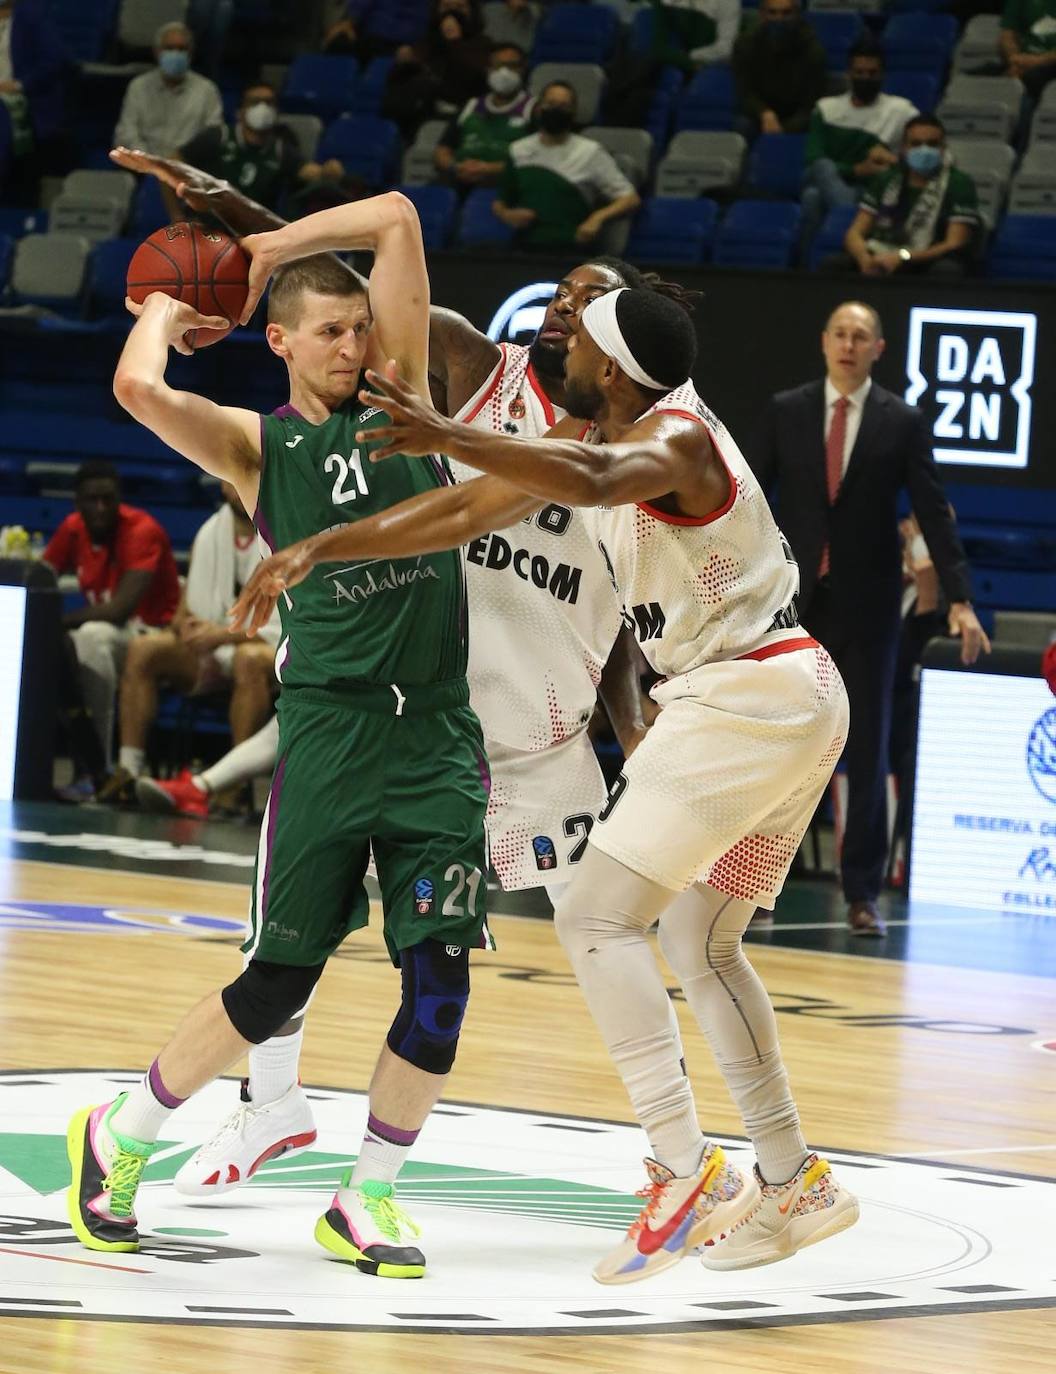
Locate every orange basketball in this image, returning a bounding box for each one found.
[126,221,251,349]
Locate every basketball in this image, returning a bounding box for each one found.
[126,221,251,349]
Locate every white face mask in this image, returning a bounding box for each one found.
[488,66,522,98]
[244,101,277,133]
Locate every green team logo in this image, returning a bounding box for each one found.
[0,1072,1052,1334]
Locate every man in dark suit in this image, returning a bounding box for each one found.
[751,300,989,935]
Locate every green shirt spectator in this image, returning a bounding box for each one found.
[1000,0,1056,97]
[647,0,743,70]
[434,41,534,187]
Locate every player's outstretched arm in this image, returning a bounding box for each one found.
[110,147,286,236]
[114,293,263,516]
[229,474,542,638]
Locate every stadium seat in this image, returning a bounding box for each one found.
[282,54,360,122]
[807,205,856,269]
[988,214,1056,279]
[1009,149,1056,215]
[939,76,1023,141]
[954,14,1002,74]
[397,184,458,249]
[645,65,685,148]
[279,113,323,163]
[65,169,136,215]
[0,233,12,292]
[627,197,719,265]
[9,233,91,314]
[117,0,188,51]
[675,65,736,132]
[884,14,959,72]
[1031,82,1056,145]
[809,14,864,70]
[949,139,1015,227]
[130,176,169,236]
[456,188,513,247]
[401,119,448,185]
[713,201,801,269]
[532,3,619,65]
[352,57,395,115]
[747,133,807,199]
[529,63,606,125]
[0,207,47,238]
[87,237,139,318]
[50,0,118,62]
[582,127,654,189]
[49,194,126,245]
[655,130,746,196]
[885,71,941,113]
[317,114,401,187]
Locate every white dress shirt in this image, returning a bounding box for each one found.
[824,376,872,479]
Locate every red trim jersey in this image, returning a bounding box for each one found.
[582,381,804,680]
[451,342,624,751]
[44,503,180,627]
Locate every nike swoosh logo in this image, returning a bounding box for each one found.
[285,435,304,448]
[636,1183,704,1256]
[777,1194,795,1215]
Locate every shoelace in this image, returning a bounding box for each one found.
[102,1149,149,1218]
[362,1190,421,1244]
[204,1103,254,1152]
[627,1179,669,1239]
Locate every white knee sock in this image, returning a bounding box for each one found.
[119,746,145,776]
[658,887,807,1185]
[247,1024,303,1105]
[200,714,279,794]
[554,848,705,1178]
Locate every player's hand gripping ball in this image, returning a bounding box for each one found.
[126,222,250,348]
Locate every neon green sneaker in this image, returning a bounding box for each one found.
[315,1174,425,1278]
[66,1095,155,1253]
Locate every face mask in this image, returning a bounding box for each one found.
[244,102,277,132]
[538,107,574,136]
[905,145,942,177]
[158,49,190,78]
[488,66,522,98]
[850,77,882,104]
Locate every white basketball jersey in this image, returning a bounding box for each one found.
[582,381,802,680]
[451,343,623,752]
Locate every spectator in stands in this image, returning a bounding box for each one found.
[100,482,280,806]
[732,0,827,136]
[383,0,490,137]
[434,42,533,188]
[801,38,918,237]
[324,0,431,62]
[493,81,640,248]
[43,460,180,787]
[180,81,345,213]
[483,0,539,53]
[838,115,979,276]
[1001,0,1056,102]
[114,21,223,157]
[647,0,742,70]
[0,0,70,182]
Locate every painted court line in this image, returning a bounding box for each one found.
[0,1245,152,1274]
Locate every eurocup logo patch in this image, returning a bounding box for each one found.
[905,307,1036,469]
[487,281,559,343]
[532,835,557,870]
[1027,707,1056,805]
[414,877,435,915]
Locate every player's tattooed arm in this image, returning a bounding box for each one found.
[426,306,502,417]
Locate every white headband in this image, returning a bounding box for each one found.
[581,288,666,391]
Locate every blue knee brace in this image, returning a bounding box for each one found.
[387,940,470,1075]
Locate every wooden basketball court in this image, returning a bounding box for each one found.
[0,804,1052,1373]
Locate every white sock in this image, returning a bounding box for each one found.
[110,1059,185,1143]
[347,1112,420,1188]
[200,715,279,793]
[247,1026,303,1105]
[118,745,145,776]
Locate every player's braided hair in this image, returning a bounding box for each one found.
[585,256,703,316]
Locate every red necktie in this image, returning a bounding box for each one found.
[819,395,850,579]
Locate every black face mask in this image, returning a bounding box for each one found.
[851,77,883,103]
[764,18,801,46]
[538,107,574,136]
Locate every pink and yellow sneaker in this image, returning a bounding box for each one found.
[66,1096,155,1253]
[136,769,209,818]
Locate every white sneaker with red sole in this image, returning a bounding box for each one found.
[174,1081,317,1196]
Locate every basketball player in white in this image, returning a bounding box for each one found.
[234,287,860,1283]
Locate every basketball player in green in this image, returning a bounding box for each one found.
[66,192,492,1279]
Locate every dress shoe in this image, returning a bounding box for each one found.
[847,901,886,937]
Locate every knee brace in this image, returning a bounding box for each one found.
[387,939,470,1075]
[222,958,326,1044]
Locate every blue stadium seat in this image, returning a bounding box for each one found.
[317,114,401,186]
[456,188,513,247]
[884,14,958,72]
[130,176,168,236]
[627,197,719,265]
[398,184,458,249]
[676,65,736,132]
[282,55,359,122]
[88,236,139,319]
[532,3,619,65]
[885,71,941,113]
[747,133,807,199]
[0,233,12,292]
[809,14,864,70]
[886,0,953,10]
[0,207,44,238]
[352,56,394,114]
[50,0,118,62]
[807,205,856,269]
[713,201,801,268]
[988,214,1056,279]
[0,101,11,192]
[646,66,685,148]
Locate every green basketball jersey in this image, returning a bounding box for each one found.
[256,400,467,688]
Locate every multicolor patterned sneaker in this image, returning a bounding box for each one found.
[66,1096,156,1253]
[701,1153,859,1271]
[315,1175,426,1278]
[593,1144,760,1285]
